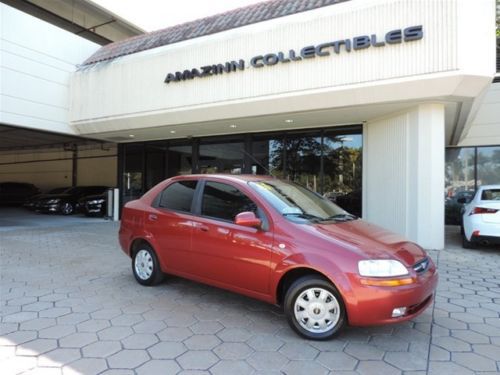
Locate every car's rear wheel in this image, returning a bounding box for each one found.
[284,276,345,340]
[132,244,164,286]
[61,202,74,215]
[462,232,477,249]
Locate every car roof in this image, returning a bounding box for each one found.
[478,185,500,190]
[170,174,275,183]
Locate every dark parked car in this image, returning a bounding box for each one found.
[35,186,109,215]
[445,190,474,225]
[0,182,40,206]
[335,190,362,218]
[24,187,70,210]
[78,193,107,217]
[120,175,437,340]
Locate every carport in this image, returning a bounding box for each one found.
[0,123,118,225]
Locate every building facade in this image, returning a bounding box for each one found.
[1,0,498,250]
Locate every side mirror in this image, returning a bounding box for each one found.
[234,211,262,228]
[457,198,467,204]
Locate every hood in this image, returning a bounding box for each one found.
[308,219,426,267]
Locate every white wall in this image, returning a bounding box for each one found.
[70,0,497,136]
[364,104,445,249]
[0,3,99,134]
[459,82,500,146]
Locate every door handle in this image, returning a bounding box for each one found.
[148,214,158,221]
[193,223,209,232]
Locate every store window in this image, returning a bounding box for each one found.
[445,146,500,225]
[122,144,144,204]
[251,136,284,177]
[119,126,363,216]
[477,146,500,186]
[199,140,244,174]
[285,133,322,193]
[146,144,165,190]
[324,133,363,217]
[167,144,192,176]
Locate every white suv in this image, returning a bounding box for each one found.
[461,185,500,248]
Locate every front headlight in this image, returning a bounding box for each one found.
[47,199,61,204]
[358,259,408,277]
[89,199,105,204]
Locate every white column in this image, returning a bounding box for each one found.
[363,103,445,250]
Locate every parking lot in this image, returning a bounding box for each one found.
[1,221,499,375]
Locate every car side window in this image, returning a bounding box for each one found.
[159,181,197,212]
[201,181,258,222]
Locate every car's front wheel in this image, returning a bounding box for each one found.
[132,244,164,286]
[284,275,346,340]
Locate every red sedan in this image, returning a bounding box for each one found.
[119,175,438,340]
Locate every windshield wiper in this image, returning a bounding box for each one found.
[283,212,323,222]
[324,213,358,222]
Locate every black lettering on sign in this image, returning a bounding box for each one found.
[263,54,279,65]
[315,43,331,56]
[404,25,423,41]
[250,56,264,68]
[353,36,371,50]
[201,66,213,76]
[385,29,402,44]
[300,46,316,58]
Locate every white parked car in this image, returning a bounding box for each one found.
[461,185,500,248]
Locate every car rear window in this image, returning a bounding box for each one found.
[481,189,500,201]
[159,181,197,212]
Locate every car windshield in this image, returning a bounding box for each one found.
[249,180,355,223]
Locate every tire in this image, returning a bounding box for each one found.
[132,244,164,286]
[284,275,346,340]
[61,202,74,215]
[462,232,477,249]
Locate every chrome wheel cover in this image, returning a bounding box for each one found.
[62,203,73,214]
[134,249,154,280]
[294,287,340,334]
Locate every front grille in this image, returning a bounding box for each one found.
[412,257,429,274]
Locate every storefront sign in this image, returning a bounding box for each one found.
[164,25,423,84]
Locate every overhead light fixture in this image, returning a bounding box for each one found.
[128,134,135,138]
[285,119,294,123]
[170,130,176,134]
[229,124,237,128]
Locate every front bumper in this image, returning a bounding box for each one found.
[36,203,61,213]
[84,202,105,216]
[345,261,438,326]
[470,234,500,245]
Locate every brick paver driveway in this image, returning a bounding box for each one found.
[1,223,499,374]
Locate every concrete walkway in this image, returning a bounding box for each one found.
[0,222,498,374]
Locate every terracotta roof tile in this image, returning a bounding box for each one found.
[82,0,348,66]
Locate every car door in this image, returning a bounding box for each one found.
[190,180,274,295]
[146,180,197,273]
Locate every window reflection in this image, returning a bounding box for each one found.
[199,142,243,174]
[285,135,322,192]
[323,134,362,217]
[168,145,192,176]
[477,147,500,187]
[122,144,143,204]
[251,138,283,177]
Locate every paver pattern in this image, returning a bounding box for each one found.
[1,222,499,374]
